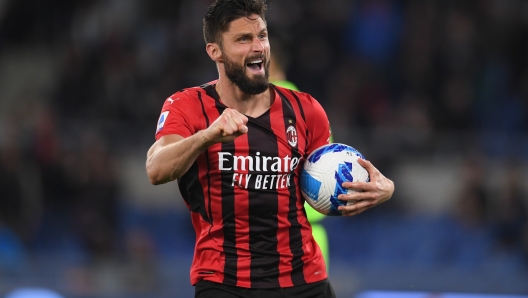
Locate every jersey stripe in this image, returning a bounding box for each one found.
[233,133,251,287]
[198,90,213,224]
[210,98,240,286]
[273,87,307,285]
[197,86,229,284]
[268,91,295,287]
[178,91,211,223]
[247,113,281,288]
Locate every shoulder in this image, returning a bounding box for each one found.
[273,84,316,104]
[273,85,325,117]
[167,87,200,102]
[165,80,218,105]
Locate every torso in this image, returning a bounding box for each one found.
[155,82,330,288]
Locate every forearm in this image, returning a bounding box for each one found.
[146,130,213,184]
[147,108,248,185]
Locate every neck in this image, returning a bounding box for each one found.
[215,77,272,118]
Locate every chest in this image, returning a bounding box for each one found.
[209,117,306,176]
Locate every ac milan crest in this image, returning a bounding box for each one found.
[286,125,298,147]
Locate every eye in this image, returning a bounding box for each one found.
[239,36,250,42]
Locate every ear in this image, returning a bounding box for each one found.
[206,43,223,62]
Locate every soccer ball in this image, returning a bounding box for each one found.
[300,143,370,216]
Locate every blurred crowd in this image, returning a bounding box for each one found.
[0,0,528,295]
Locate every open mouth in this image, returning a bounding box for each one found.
[246,59,263,71]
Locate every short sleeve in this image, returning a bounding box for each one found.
[154,91,200,140]
[305,96,331,155]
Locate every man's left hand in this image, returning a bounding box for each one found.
[337,159,395,217]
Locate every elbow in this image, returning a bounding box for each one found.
[146,162,182,185]
[386,179,395,201]
[146,170,161,185]
[146,162,168,185]
[148,174,163,185]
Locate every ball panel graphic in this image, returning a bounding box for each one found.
[300,143,370,216]
[299,168,322,202]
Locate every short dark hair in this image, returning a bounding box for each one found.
[203,0,267,46]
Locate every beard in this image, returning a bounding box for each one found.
[223,53,270,95]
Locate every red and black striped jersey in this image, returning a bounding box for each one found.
[154,81,331,288]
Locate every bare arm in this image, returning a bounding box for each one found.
[146,108,248,185]
[146,133,207,185]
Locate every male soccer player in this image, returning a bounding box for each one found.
[146,1,394,297]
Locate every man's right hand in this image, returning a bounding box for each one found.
[202,108,249,145]
[147,109,249,184]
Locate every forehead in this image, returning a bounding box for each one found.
[225,14,267,35]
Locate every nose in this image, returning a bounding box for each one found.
[252,39,264,52]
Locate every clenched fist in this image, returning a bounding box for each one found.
[202,108,249,144]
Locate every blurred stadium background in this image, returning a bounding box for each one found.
[0,0,527,297]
